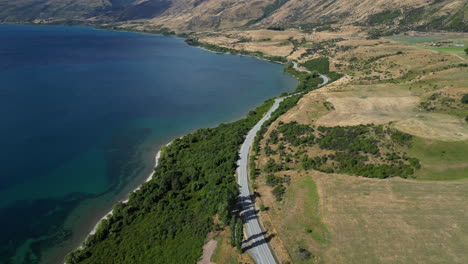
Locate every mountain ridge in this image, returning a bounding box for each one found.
[0,0,466,32]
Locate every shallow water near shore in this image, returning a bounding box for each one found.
[0,25,297,264]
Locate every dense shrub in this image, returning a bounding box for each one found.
[461,94,468,104]
[230,216,243,252]
[331,152,415,178]
[269,122,420,179]
[264,158,285,172]
[277,121,315,146]
[266,174,283,186]
[302,57,330,74]
[272,185,286,201]
[317,125,379,154]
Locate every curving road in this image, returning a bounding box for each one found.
[237,98,284,264]
[292,61,329,86]
[236,62,329,264]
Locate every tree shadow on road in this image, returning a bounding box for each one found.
[242,231,267,244]
[242,233,276,252]
[237,195,260,222]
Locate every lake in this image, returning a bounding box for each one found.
[0,25,297,263]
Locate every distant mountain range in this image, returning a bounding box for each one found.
[0,0,466,32]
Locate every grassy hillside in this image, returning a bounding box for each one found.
[0,0,466,32]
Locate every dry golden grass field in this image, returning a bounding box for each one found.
[316,172,467,264]
[248,32,468,264]
[254,170,468,264]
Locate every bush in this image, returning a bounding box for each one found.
[317,125,379,154]
[408,157,421,169]
[265,158,284,172]
[272,185,286,201]
[296,125,420,179]
[277,121,315,146]
[331,152,415,178]
[302,155,328,171]
[298,248,312,260]
[266,174,283,186]
[461,94,468,104]
[230,216,243,251]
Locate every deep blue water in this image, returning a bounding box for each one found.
[0,25,297,263]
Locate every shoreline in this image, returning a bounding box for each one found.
[194,45,285,65]
[86,150,160,236]
[86,139,171,238]
[72,135,184,260]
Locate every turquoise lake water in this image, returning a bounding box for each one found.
[0,25,297,263]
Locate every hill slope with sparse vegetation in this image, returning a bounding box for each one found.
[0,0,466,32]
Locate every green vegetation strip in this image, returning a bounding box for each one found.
[65,100,275,264]
[185,38,287,63]
[302,57,330,74]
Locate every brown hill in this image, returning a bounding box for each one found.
[0,0,466,32]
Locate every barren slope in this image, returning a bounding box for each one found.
[0,0,466,32]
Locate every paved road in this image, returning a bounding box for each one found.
[235,62,329,264]
[318,73,329,86]
[236,98,284,264]
[292,61,329,86]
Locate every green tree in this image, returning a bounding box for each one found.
[235,217,244,252]
[230,216,237,247]
[461,94,468,104]
[230,216,244,252]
